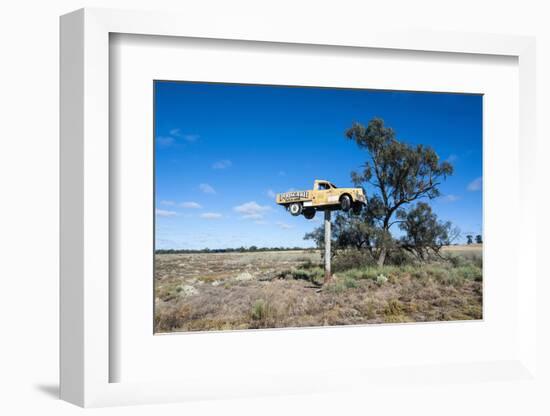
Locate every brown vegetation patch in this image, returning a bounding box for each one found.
[155,248,482,333]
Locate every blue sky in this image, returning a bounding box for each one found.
[155,81,482,250]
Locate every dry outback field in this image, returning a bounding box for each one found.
[155,245,482,333]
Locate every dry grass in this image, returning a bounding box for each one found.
[155,247,482,333]
[442,244,483,252]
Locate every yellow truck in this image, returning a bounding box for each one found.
[275,180,366,219]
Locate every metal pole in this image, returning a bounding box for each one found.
[324,209,331,283]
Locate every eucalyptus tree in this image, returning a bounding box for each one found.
[305,117,454,266]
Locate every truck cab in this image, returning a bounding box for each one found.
[275,179,366,219]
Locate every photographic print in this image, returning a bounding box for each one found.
[154,81,482,333]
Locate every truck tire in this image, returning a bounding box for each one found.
[340,195,351,212]
[303,208,315,220]
[289,202,303,216]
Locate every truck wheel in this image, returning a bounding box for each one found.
[340,195,351,212]
[303,208,315,220]
[352,202,363,215]
[289,202,303,216]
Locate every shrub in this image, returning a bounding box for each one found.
[385,249,414,266]
[340,269,364,281]
[361,268,381,280]
[384,299,403,316]
[453,264,482,281]
[343,276,358,289]
[155,304,192,332]
[445,254,464,268]
[291,269,311,281]
[425,266,449,281]
[332,249,375,272]
[411,268,428,280]
[397,264,416,275]
[471,254,483,269]
[299,259,317,269]
[339,265,404,282]
[250,299,275,326]
[296,267,324,284]
[325,281,346,294]
[382,299,412,323]
[277,267,324,284]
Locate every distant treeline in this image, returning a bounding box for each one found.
[155,246,315,254]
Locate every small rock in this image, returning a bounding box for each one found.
[235,271,254,281]
[180,284,198,296]
[376,274,388,285]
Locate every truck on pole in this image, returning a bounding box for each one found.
[275,180,367,283]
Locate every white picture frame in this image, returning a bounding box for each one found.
[60,8,537,408]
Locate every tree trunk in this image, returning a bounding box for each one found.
[377,247,387,267]
[377,218,391,267]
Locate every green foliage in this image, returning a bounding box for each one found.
[305,117,456,266]
[339,265,398,281]
[324,275,359,293]
[445,254,465,267]
[452,264,482,282]
[335,257,482,289]
[346,119,453,199]
[250,299,274,325]
[325,281,346,294]
[291,269,312,280]
[385,249,414,266]
[445,252,482,269]
[343,276,358,288]
[332,248,375,272]
[278,267,324,285]
[397,202,461,261]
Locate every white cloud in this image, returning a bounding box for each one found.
[254,220,268,225]
[276,222,293,229]
[446,154,459,163]
[266,189,276,198]
[200,212,222,219]
[160,200,176,206]
[234,201,271,220]
[182,134,200,142]
[156,136,175,147]
[180,201,202,209]
[156,209,177,217]
[467,177,482,191]
[159,129,199,145]
[244,213,264,220]
[199,183,216,194]
[170,128,199,141]
[212,160,232,169]
[442,194,461,202]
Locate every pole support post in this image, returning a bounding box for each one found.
[324,209,332,283]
